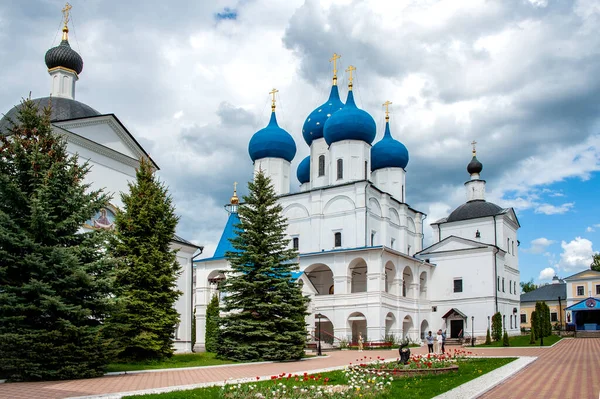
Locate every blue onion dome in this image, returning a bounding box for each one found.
[297,155,310,184]
[45,27,83,75]
[248,112,296,162]
[467,154,483,174]
[302,85,344,146]
[371,121,409,171]
[323,91,376,146]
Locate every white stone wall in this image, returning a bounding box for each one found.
[171,243,196,353]
[254,157,291,195]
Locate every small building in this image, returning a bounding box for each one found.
[564,270,600,332]
[520,276,566,330]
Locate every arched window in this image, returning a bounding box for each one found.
[507,238,510,254]
[334,232,342,247]
[292,237,299,250]
[318,155,325,176]
[337,159,343,179]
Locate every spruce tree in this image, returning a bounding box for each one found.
[106,157,181,361]
[218,170,309,361]
[205,293,220,353]
[529,323,536,344]
[485,328,492,345]
[0,98,115,381]
[491,312,502,341]
[502,329,510,346]
[532,310,540,340]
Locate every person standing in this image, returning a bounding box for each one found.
[436,330,443,354]
[358,332,364,352]
[426,331,434,353]
[441,330,447,354]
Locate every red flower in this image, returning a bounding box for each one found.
[256,376,260,380]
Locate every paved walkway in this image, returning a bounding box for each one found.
[0,338,598,399]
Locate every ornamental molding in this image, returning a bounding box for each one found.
[55,116,146,161]
[52,125,140,169]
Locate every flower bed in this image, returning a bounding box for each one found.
[353,348,473,379]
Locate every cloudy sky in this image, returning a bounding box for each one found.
[1,0,599,284]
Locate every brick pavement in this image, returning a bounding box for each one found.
[0,338,598,399]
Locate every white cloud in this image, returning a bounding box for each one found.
[538,267,556,280]
[535,202,575,215]
[527,237,555,254]
[556,237,595,272]
[173,110,184,119]
[587,226,595,233]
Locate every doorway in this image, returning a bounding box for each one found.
[450,319,464,338]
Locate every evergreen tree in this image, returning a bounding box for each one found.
[491,312,502,341]
[218,170,309,361]
[485,328,492,345]
[542,302,552,337]
[191,307,196,352]
[529,323,536,344]
[520,279,538,293]
[502,329,510,346]
[205,293,220,353]
[531,310,539,340]
[106,157,181,361]
[0,98,115,381]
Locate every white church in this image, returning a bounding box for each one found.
[194,59,522,350]
[0,8,198,353]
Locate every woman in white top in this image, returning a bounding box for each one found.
[436,330,443,354]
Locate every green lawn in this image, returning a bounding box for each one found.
[477,334,561,347]
[106,352,237,373]
[123,357,516,399]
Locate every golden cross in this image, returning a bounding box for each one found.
[269,88,278,111]
[383,101,392,121]
[330,53,341,85]
[233,181,238,194]
[471,140,477,155]
[346,65,356,90]
[62,3,72,27]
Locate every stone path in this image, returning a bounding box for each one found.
[0,338,598,399]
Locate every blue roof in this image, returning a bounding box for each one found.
[297,155,310,184]
[302,85,344,146]
[248,112,296,162]
[565,297,600,311]
[371,121,409,171]
[196,212,240,262]
[323,90,376,146]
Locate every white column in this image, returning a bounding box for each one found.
[49,68,78,100]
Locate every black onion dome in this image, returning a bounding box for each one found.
[45,39,83,75]
[0,97,100,132]
[467,155,483,174]
[447,200,503,223]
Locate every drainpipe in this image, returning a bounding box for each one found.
[493,215,498,313]
[365,182,368,247]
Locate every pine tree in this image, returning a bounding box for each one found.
[0,98,115,381]
[491,312,502,341]
[502,329,510,346]
[529,323,536,344]
[531,310,539,340]
[542,302,552,337]
[106,157,181,361]
[205,293,220,353]
[485,328,492,345]
[218,170,309,361]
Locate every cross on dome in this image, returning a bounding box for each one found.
[383,101,392,121]
[269,88,278,112]
[329,53,341,85]
[471,140,477,155]
[346,65,356,91]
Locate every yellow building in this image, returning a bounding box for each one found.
[564,270,600,331]
[520,276,566,330]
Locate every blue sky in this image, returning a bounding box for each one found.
[0,0,598,285]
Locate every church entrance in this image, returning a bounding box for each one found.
[450,320,464,338]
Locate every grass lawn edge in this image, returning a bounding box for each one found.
[475,334,562,348]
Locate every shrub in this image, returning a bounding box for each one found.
[491,312,502,341]
[502,330,510,347]
[485,328,492,345]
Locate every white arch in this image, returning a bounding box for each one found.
[304,263,334,295]
[385,260,397,294]
[348,311,367,343]
[368,197,382,217]
[402,315,414,340]
[348,257,368,293]
[402,266,414,298]
[389,208,400,225]
[419,271,427,299]
[283,203,310,220]
[420,319,429,340]
[323,195,355,214]
[385,312,396,337]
